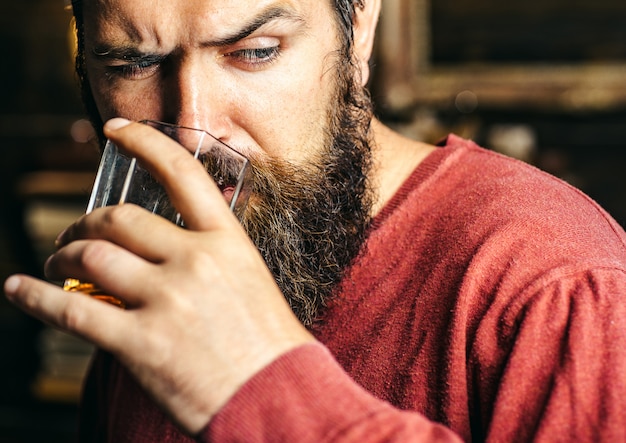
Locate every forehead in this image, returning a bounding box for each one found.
[82,0,336,45]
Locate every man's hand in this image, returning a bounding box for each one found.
[4,118,314,435]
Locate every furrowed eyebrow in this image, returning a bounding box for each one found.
[89,5,305,61]
[201,6,305,47]
[91,46,164,63]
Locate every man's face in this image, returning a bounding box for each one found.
[79,0,374,326]
[83,0,343,165]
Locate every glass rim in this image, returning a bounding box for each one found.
[139,119,247,159]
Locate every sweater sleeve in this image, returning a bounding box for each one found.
[201,343,462,443]
[473,267,626,442]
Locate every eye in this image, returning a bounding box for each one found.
[224,46,281,69]
[106,57,163,80]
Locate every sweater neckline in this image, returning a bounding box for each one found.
[370,134,476,230]
[370,144,446,230]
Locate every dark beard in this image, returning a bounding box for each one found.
[240,67,374,327]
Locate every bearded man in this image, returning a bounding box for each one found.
[5,0,626,442]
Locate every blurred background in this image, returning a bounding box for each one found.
[1,1,97,442]
[2,0,626,441]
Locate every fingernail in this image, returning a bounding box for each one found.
[55,228,67,248]
[104,118,132,131]
[43,255,54,277]
[4,275,21,295]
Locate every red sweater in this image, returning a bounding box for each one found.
[79,136,626,442]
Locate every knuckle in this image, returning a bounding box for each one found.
[79,240,113,271]
[103,203,140,226]
[166,153,200,186]
[186,250,216,276]
[59,297,87,331]
[169,151,192,173]
[18,281,42,311]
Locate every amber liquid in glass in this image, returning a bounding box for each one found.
[63,278,126,308]
[60,121,249,311]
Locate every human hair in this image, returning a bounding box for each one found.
[331,0,366,57]
[70,0,103,142]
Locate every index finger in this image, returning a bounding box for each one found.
[103,118,237,231]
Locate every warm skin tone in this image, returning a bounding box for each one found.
[4,0,434,435]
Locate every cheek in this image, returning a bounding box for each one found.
[91,81,165,122]
[232,67,335,161]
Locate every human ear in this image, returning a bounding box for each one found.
[353,0,382,86]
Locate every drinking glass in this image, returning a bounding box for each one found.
[63,120,251,308]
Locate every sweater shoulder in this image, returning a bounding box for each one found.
[372,134,626,267]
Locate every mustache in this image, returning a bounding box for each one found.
[198,147,249,191]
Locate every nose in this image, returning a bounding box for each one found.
[163,55,234,141]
